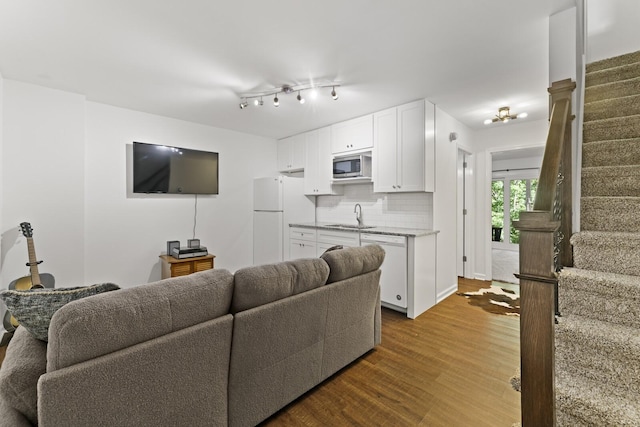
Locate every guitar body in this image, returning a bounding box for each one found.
[2,223,56,333]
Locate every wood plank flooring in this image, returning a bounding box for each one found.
[264,278,521,426]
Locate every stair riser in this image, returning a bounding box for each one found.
[559,288,640,329]
[583,116,640,143]
[556,340,640,396]
[573,244,640,277]
[586,78,640,103]
[584,95,640,121]
[581,197,640,233]
[581,168,640,197]
[586,51,640,73]
[586,62,640,87]
[582,138,640,167]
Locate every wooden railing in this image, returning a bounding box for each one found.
[513,79,576,427]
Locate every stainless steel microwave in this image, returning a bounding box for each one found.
[333,154,372,179]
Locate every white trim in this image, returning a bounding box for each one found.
[437,283,458,303]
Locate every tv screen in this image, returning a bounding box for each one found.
[133,142,219,194]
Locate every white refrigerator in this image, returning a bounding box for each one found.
[253,176,315,265]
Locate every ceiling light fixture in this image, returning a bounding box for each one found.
[239,82,340,109]
[484,106,527,124]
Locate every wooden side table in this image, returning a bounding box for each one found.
[159,254,215,279]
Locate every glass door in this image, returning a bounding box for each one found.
[492,176,538,248]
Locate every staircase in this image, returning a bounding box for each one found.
[555,50,640,426]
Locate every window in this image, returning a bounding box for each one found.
[492,176,538,246]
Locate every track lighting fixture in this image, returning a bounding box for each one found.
[238,82,340,110]
[484,106,527,124]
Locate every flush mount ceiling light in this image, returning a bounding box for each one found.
[239,82,340,109]
[484,106,528,124]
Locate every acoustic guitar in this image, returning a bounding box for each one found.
[2,222,55,332]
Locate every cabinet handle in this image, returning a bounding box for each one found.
[396,295,402,301]
[392,185,396,189]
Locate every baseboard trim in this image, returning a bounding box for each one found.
[437,283,458,303]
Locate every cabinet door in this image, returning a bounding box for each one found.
[290,134,305,170]
[397,100,425,192]
[278,135,305,172]
[304,130,320,195]
[316,127,337,194]
[331,115,373,154]
[277,137,293,172]
[289,239,316,260]
[373,107,398,192]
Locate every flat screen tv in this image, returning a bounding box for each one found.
[133,142,219,194]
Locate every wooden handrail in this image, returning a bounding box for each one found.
[513,78,576,427]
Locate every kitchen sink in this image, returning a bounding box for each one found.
[325,224,376,230]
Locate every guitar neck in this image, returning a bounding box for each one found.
[26,237,43,286]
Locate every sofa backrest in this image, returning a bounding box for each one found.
[46,268,234,372]
[231,258,329,313]
[320,244,385,284]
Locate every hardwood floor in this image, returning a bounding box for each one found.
[264,278,521,426]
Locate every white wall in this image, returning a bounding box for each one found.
[433,107,472,301]
[587,0,640,62]
[470,119,548,281]
[1,80,276,290]
[1,81,86,289]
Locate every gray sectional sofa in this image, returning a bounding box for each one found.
[0,245,384,427]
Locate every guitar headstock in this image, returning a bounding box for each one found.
[20,222,33,238]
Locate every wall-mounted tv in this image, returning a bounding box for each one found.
[133,142,219,194]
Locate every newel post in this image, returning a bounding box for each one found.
[513,211,559,427]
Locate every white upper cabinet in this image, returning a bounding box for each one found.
[331,114,374,154]
[277,134,305,172]
[304,127,342,196]
[373,100,426,192]
[373,99,435,193]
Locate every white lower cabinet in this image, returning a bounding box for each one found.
[288,227,316,260]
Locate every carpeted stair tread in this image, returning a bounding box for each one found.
[581,165,640,197]
[556,367,640,426]
[586,50,640,73]
[585,76,640,103]
[556,314,640,396]
[583,114,640,143]
[559,267,640,328]
[584,94,640,121]
[571,231,640,276]
[586,61,640,87]
[582,138,640,167]
[581,196,640,232]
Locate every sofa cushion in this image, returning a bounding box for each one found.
[320,244,385,284]
[0,326,47,425]
[0,283,120,342]
[46,268,234,372]
[232,258,330,313]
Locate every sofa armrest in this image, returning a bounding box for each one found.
[38,315,232,427]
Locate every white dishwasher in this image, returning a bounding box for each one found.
[361,233,407,309]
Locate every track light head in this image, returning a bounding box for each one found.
[239,100,248,109]
[331,86,338,100]
[273,94,279,107]
[297,91,305,104]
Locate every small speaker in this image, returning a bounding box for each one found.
[167,240,180,256]
[187,239,201,249]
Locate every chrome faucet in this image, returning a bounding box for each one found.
[354,203,362,227]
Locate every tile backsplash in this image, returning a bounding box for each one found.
[316,184,433,229]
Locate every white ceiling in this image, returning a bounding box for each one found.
[0,0,575,139]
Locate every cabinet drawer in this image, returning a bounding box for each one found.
[172,263,193,276]
[290,227,316,241]
[316,229,360,247]
[194,259,214,272]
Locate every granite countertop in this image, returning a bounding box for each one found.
[289,222,439,238]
